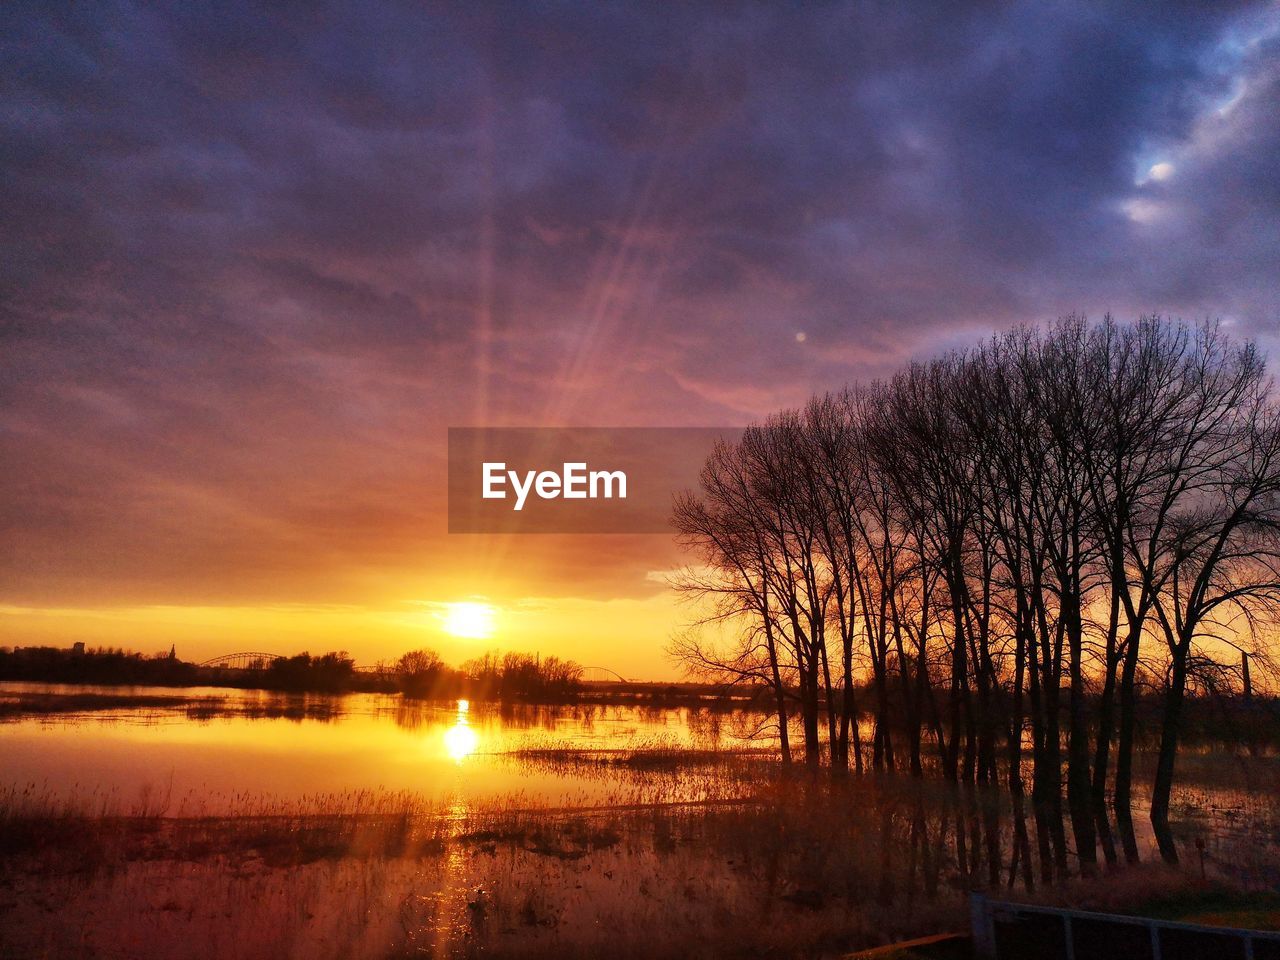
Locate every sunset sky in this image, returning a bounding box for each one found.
[3,3,1279,677]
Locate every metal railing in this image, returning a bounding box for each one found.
[971,893,1280,960]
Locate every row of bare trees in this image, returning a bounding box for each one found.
[393,648,584,700]
[673,316,1280,869]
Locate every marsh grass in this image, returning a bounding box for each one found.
[4,768,1264,960]
[3,721,1279,959]
[508,735,773,772]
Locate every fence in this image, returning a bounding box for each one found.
[970,893,1280,960]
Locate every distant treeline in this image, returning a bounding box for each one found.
[673,316,1280,871]
[0,644,586,702]
[0,646,205,687]
[0,645,375,692]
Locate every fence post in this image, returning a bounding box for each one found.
[970,893,995,959]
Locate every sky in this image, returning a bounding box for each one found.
[2,2,1279,677]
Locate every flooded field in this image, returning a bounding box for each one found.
[2,683,1279,959]
[0,682,768,813]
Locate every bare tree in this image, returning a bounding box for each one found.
[669,314,1280,877]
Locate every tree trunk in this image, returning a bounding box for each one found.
[1151,643,1189,864]
[1113,627,1141,863]
[820,639,841,777]
[763,620,791,765]
[800,654,821,767]
[895,622,923,777]
[1066,591,1098,875]
[1090,650,1119,866]
[840,631,857,774]
[1025,609,1053,882]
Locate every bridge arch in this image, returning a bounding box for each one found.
[199,652,283,670]
[580,666,628,683]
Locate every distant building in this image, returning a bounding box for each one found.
[71,641,85,656]
[168,644,176,660]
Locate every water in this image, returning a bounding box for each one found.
[5,682,1280,959]
[0,681,760,814]
[3,680,1277,882]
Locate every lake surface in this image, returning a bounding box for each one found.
[0,682,763,814]
[6,680,1280,960]
[4,680,1279,889]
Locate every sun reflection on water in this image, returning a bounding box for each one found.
[442,699,478,762]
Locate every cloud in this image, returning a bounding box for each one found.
[1,1,1277,611]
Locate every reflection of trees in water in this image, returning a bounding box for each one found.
[686,707,792,749]
[391,699,612,734]
[382,697,1279,889]
[686,708,723,747]
[388,699,802,753]
[504,729,1280,895]
[179,692,343,724]
[705,770,1280,910]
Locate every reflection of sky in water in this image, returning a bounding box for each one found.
[0,682,750,813]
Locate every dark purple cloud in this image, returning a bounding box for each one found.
[1,1,1277,606]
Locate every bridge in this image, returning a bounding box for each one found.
[199,652,283,670]
[580,666,628,683]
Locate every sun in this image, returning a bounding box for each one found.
[441,601,497,639]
